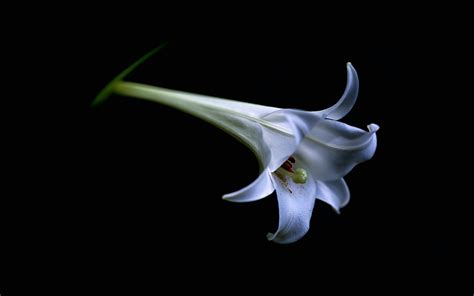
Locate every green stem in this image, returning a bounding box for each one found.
[91,43,168,107]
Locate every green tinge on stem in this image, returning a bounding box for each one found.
[91,43,168,107]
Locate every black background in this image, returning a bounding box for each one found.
[2,16,470,294]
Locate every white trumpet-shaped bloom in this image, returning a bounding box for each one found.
[97,57,379,244]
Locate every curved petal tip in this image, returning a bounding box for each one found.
[322,62,359,120]
[368,123,380,132]
[266,232,302,244]
[222,170,275,203]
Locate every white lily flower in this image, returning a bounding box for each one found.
[95,49,379,244]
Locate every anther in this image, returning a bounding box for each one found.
[281,161,294,173]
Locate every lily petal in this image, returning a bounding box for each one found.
[223,169,274,202]
[262,109,323,171]
[267,172,317,244]
[224,109,322,202]
[318,63,359,120]
[315,178,350,213]
[295,122,379,181]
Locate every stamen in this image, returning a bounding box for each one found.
[274,171,293,194]
[281,161,294,173]
[288,156,295,163]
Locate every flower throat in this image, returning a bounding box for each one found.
[277,156,308,184]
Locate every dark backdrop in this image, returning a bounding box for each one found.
[2,20,468,294]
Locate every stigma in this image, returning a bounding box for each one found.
[277,157,308,184]
[292,168,308,184]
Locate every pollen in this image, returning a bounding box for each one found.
[281,161,294,173]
